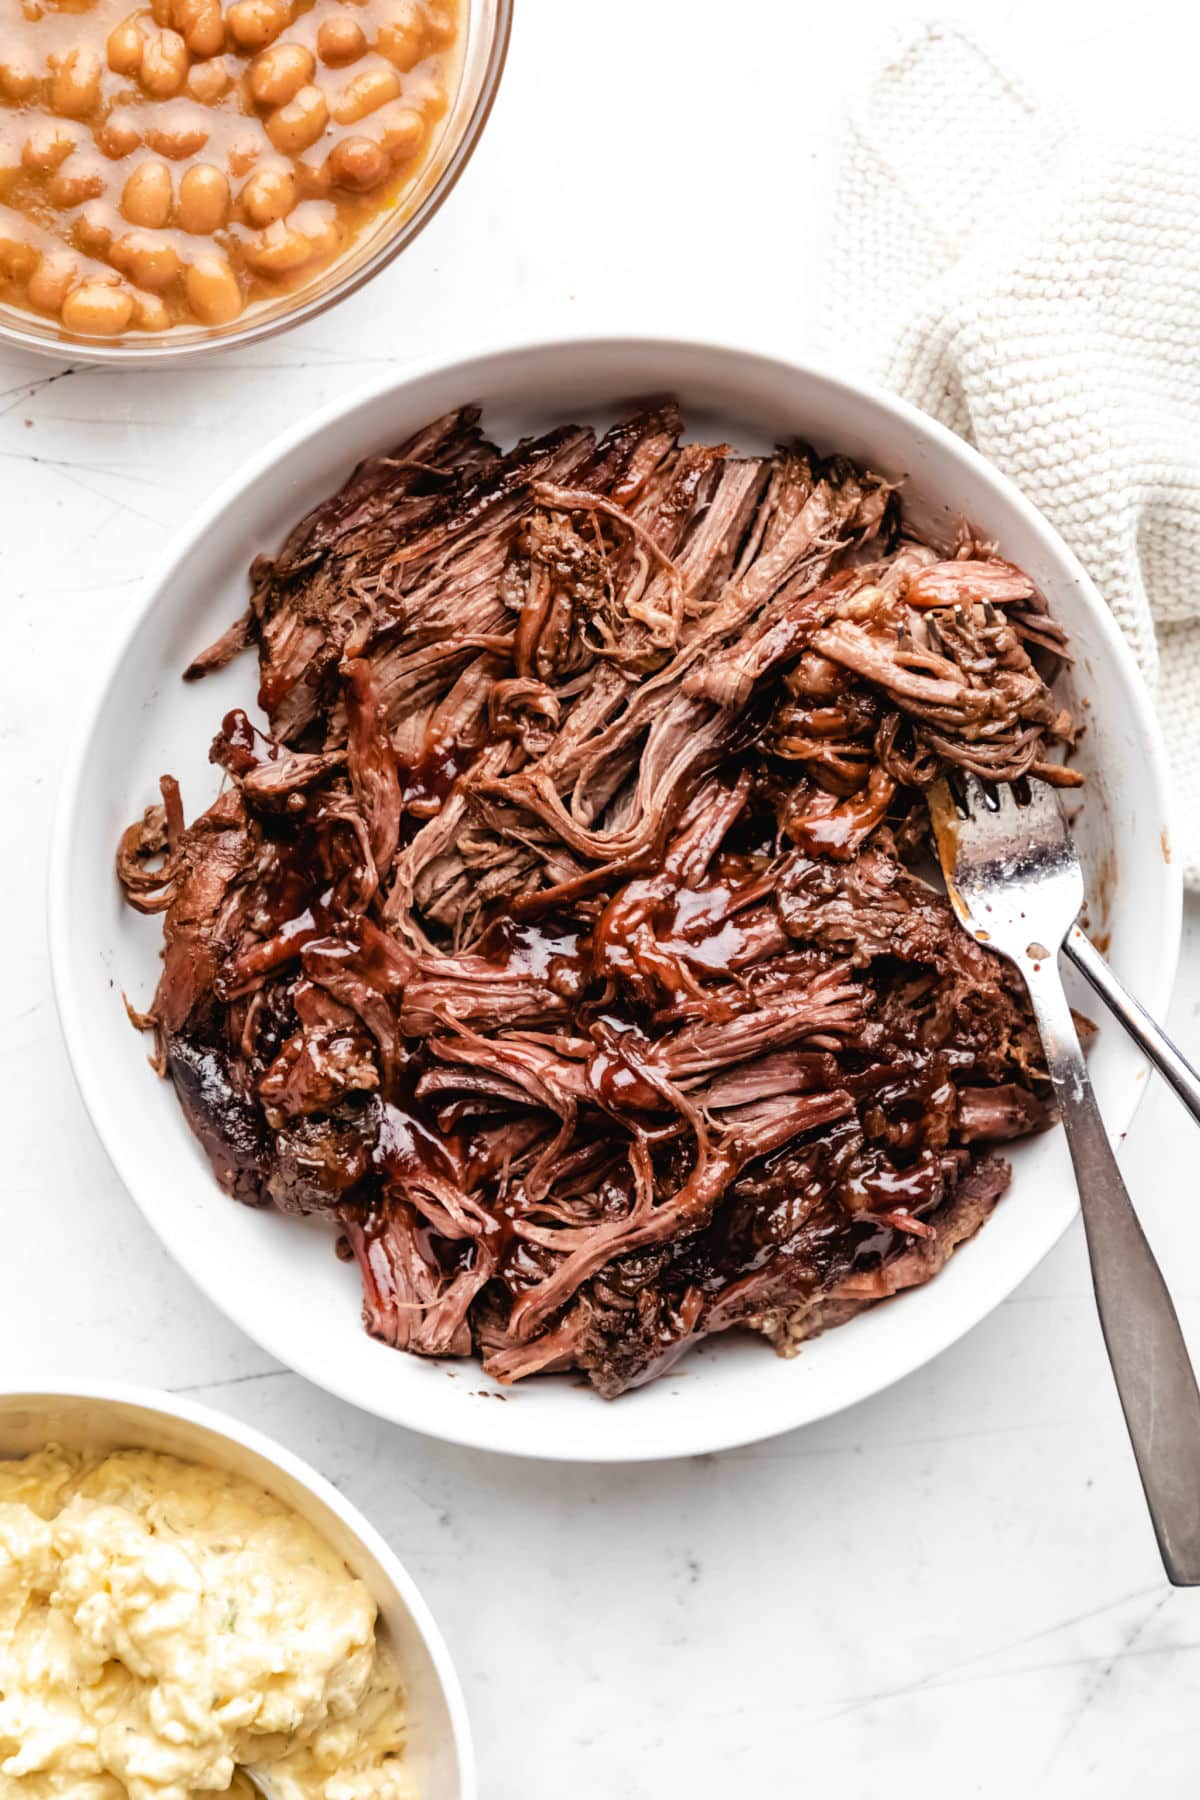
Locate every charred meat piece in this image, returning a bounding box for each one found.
[118,405,1075,1397]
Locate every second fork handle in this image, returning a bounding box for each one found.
[1023,957,1200,1585]
[1063,927,1200,1128]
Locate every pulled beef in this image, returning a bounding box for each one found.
[117,405,1074,1398]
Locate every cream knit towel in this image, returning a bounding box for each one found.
[832,20,1200,885]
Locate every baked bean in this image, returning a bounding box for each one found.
[50,47,103,118]
[121,158,173,226]
[375,2,425,70]
[295,153,332,196]
[265,82,327,152]
[27,250,78,311]
[175,0,224,58]
[332,64,399,124]
[178,160,229,230]
[248,41,314,107]
[241,159,295,224]
[145,102,210,157]
[226,126,266,174]
[328,133,387,190]
[316,14,366,63]
[374,101,422,159]
[97,108,142,158]
[295,203,339,258]
[75,199,118,254]
[244,217,313,272]
[62,279,135,333]
[140,29,189,97]
[111,229,182,289]
[48,152,108,207]
[22,118,82,171]
[185,251,242,320]
[0,54,39,102]
[106,17,145,76]
[0,234,39,281]
[226,0,291,50]
[132,288,171,329]
[186,54,230,100]
[423,2,455,46]
[149,0,173,25]
[402,69,443,112]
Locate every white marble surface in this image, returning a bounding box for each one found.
[4,1,1200,1794]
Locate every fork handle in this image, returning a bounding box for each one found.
[1022,956,1200,1585]
[1063,927,1200,1129]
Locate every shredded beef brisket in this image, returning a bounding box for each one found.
[117,404,1072,1397]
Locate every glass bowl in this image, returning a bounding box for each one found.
[0,0,511,365]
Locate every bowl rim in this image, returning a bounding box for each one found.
[0,1376,477,1795]
[48,330,1184,1460]
[0,0,514,368]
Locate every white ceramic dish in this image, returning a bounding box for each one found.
[0,1382,475,1798]
[50,335,1182,1462]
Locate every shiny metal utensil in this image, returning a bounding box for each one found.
[929,774,1200,1585]
[1064,926,1200,1128]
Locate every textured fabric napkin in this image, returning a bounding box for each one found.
[831,19,1200,885]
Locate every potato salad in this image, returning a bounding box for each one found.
[0,1447,415,1800]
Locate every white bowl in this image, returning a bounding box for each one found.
[50,335,1182,1462]
[0,1382,475,1797]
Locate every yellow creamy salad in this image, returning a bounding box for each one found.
[0,1447,415,1800]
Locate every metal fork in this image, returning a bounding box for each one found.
[929,775,1200,1585]
[1063,926,1200,1128]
